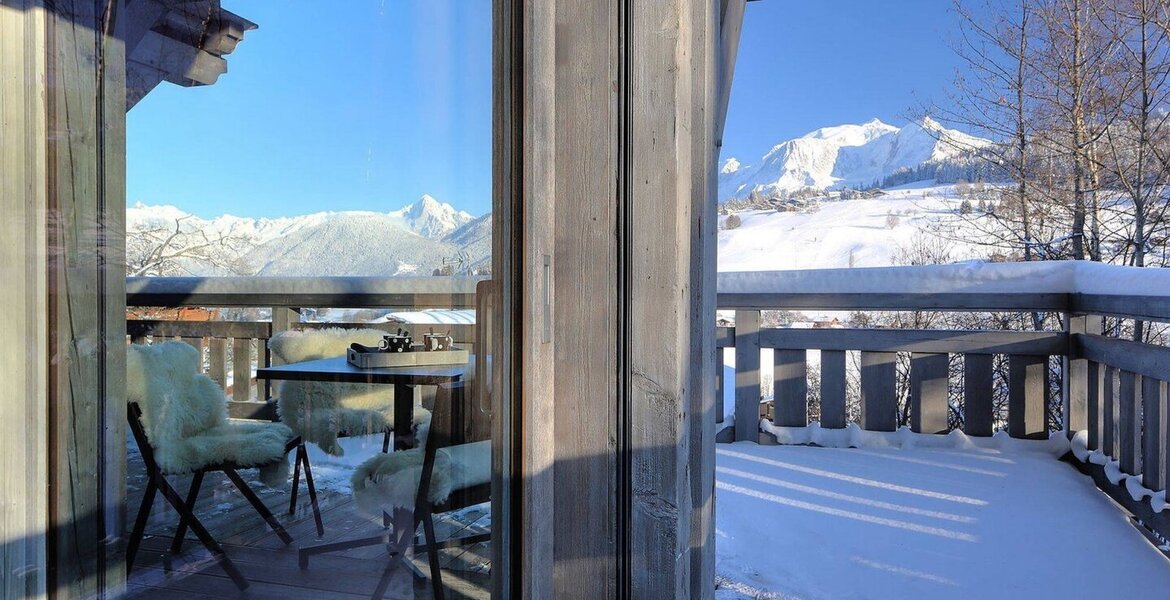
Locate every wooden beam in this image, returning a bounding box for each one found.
[1140,378,1166,492]
[759,328,1065,356]
[717,292,1068,312]
[715,0,746,144]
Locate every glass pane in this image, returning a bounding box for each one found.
[120,2,503,598]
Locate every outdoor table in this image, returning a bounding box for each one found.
[255,355,469,451]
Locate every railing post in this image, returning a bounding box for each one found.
[1064,313,1102,440]
[733,310,761,442]
[267,307,299,402]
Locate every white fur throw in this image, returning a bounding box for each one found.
[351,440,491,514]
[268,328,431,456]
[127,342,292,487]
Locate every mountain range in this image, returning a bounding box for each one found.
[127,194,487,277]
[718,117,991,201]
[129,118,993,276]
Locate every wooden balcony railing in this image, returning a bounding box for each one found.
[716,263,1170,541]
[126,276,485,419]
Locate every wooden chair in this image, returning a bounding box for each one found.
[125,341,298,591]
[268,328,417,537]
[298,381,491,600]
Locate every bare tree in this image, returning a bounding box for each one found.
[127,215,254,276]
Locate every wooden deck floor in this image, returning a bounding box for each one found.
[124,444,491,599]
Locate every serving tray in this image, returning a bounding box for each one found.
[346,346,469,369]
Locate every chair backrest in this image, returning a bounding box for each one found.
[127,341,228,450]
[416,381,491,511]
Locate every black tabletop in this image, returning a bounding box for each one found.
[255,355,468,385]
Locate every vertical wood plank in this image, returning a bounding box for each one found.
[734,310,761,441]
[1008,354,1048,439]
[820,350,847,429]
[43,2,128,596]
[550,0,619,594]
[268,307,297,401]
[1086,361,1102,451]
[860,351,897,432]
[1065,315,1101,438]
[1,5,51,595]
[181,336,203,371]
[910,353,949,434]
[1141,378,1166,491]
[232,338,252,403]
[773,349,807,427]
[963,354,994,436]
[209,338,228,390]
[715,349,724,424]
[1104,366,1118,457]
[1119,371,1141,475]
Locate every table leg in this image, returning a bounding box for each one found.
[394,383,415,451]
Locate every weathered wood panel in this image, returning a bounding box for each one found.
[629,0,715,592]
[820,350,847,429]
[963,354,994,437]
[1118,371,1141,475]
[1,4,51,595]
[759,328,1065,356]
[1008,354,1048,439]
[860,352,897,432]
[44,2,129,596]
[1104,366,1118,457]
[1140,378,1166,491]
[126,319,271,340]
[550,0,619,595]
[773,350,808,427]
[910,353,949,434]
[734,310,762,441]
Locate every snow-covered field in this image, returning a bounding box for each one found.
[714,438,1170,599]
[718,183,982,272]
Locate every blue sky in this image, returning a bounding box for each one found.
[128,1,968,219]
[721,0,971,164]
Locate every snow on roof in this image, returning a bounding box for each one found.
[375,309,476,325]
[718,260,1170,297]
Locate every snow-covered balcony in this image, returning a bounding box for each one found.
[713,260,1170,597]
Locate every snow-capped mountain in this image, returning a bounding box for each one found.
[387,194,475,239]
[719,118,992,201]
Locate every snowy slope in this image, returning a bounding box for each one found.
[720,118,991,201]
[718,184,983,272]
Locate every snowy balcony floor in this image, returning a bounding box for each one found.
[714,441,1170,599]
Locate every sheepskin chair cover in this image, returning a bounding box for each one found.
[268,328,431,456]
[127,341,292,488]
[350,440,491,515]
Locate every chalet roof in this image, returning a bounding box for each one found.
[125,0,257,110]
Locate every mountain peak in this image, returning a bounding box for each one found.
[389,194,475,239]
